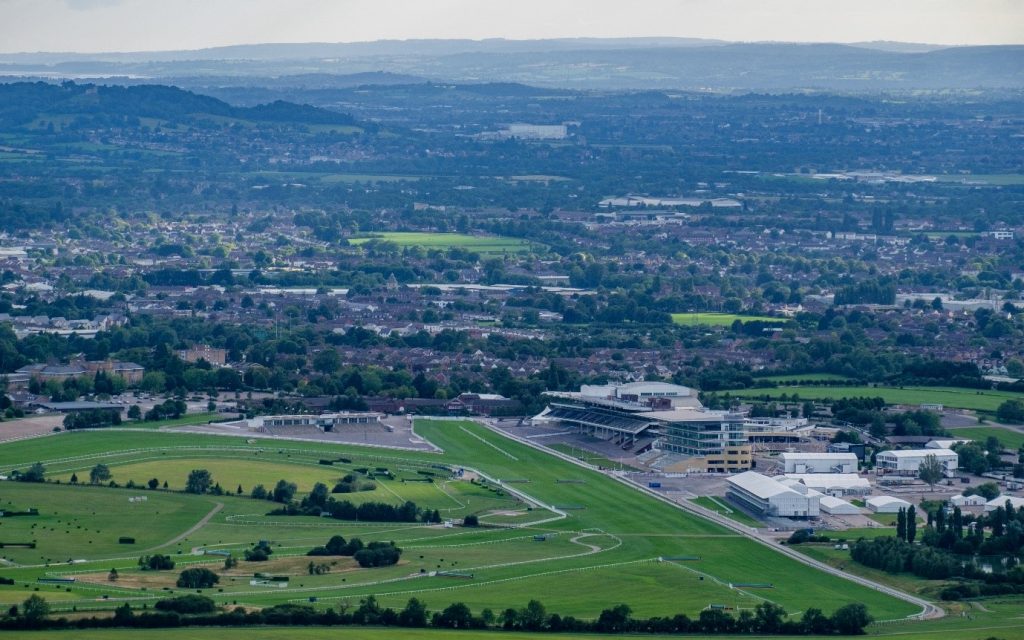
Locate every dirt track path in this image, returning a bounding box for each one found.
[143,501,224,552]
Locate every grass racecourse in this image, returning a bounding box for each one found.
[2,420,1019,639]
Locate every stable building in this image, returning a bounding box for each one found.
[780,452,858,474]
[726,471,820,518]
[876,449,958,476]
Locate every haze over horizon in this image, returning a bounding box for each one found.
[0,0,1021,54]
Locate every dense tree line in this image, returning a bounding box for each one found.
[0,594,873,635]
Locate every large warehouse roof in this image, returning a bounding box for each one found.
[727,471,798,499]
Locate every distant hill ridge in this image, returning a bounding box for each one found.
[0,39,1022,91]
[0,81,359,126]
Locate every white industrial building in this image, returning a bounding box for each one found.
[819,495,861,515]
[985,496,1024,512]
[782,473,871,497]
[780,452,858,474]
[875,449,958,476]
[866,495,912,513]
[726,471,820,518]
[950,494,987,507]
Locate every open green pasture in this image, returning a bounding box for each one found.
[947,426,1024,450]
[350,232,535,253]
[671,312,787,326]
[731,385,1024,412]
[0,422,921,620]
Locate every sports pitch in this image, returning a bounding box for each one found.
[0,421,922,622]
[349,232,536,253]
[671,313,787,326]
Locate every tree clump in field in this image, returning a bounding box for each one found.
[353,541,402,568]
[185,469,213,494]
[176,568,219,589]
[307,534,363,557]
[244,541,274,562]
[155,594,217,614]
[14,462,45,483]
[138,554,176,571]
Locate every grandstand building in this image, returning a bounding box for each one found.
[539,382,751,473]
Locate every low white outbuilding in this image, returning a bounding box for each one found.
[866,495,912,513]
[949,494,987,507]
[819,495,861,515]
[780,452,858,474]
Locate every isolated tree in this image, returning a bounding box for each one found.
[906,504,917,543]
[69,472,78,484]
[21,594,49,624]
[148,478,160,490]
[896,508,907,541]
[830,603,872,635]
[127,405,142,421]
[918,454,945,491]
[108,568,119,582]
[272,479,297,503]
[185,469,213,494]
[462,514,479,527]
[89,464,112,485]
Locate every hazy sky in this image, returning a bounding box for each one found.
[0,0,1021,53]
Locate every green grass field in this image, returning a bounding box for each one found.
[947,426,1024,450]
[0,423,925,622]
[730,385,1024,412]
[671,313,788,326]
[350,232,535,254]
[690,496,762,527]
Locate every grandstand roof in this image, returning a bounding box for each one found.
[545,403,655,434]
[644,408,743,423]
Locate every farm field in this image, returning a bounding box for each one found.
[946,426,1024,450]
[350,232,535,253]
[730,385,1024,412]
[0,422,922,622]
[670,312,786,326]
